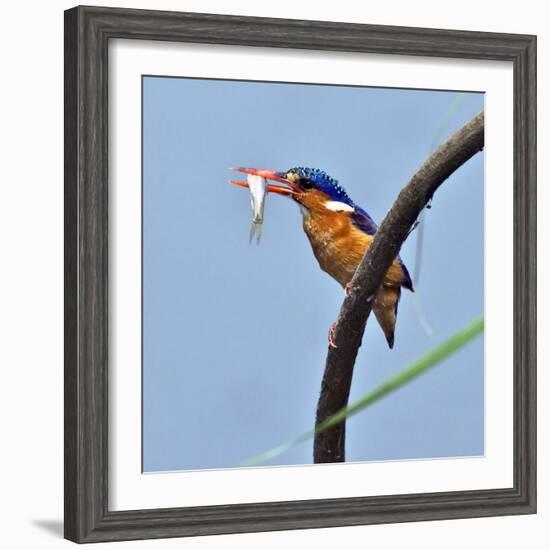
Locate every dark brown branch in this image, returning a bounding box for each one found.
[313,111,485,463]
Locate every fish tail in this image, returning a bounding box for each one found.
[249,222,262,245]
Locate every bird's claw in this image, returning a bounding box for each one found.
[344,282,352,297]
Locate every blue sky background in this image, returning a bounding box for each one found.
[142,76,484,472]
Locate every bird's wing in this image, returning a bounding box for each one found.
[398,258,414,291]
[351,204,414,291]
[350,205,378,236]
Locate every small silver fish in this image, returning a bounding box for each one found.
[247,174,267,244]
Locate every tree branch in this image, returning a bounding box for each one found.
[313,111,485,463]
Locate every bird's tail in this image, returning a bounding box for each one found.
[373,286,401,349]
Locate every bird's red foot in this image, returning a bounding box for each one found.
[344,282,352,297]
[328,322,338,349]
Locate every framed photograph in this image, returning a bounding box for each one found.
[64,5,536,543]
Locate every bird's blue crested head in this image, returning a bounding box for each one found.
[284,167,353,206]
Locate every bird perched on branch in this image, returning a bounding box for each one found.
[230,167,413,349]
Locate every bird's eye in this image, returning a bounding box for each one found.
[299,178,313,189]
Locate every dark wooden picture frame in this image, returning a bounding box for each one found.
[64,5,537,543]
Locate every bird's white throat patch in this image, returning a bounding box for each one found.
[298,204,310,218]
[324,201,355,213]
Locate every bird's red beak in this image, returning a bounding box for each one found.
[229,167,298,196]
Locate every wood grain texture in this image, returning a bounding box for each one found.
[64,5,536,543]
[64,7,78,541]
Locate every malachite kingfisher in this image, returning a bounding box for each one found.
[230,167,414,349]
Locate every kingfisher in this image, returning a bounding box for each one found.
[230,167,414,349]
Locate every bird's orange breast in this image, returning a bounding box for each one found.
[298,192,406,289]
[303,210,370,287]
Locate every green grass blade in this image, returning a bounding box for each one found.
[429,93,471,153]
[412,92,472,337]
[240,316,484,467]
